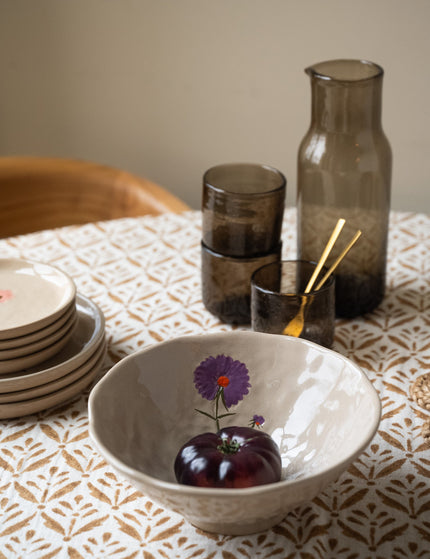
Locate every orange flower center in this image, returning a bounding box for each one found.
[217,376,230,388]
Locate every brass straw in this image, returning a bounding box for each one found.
[315,230,362,290]
[303,218,345,294]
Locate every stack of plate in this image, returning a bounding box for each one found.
[0,259,106,419]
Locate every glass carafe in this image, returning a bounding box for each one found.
[297,59,392,317]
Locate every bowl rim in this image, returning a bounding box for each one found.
[88,331,381,498]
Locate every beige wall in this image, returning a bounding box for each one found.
[1,0,429,212]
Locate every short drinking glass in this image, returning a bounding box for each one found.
[202,162,286,257]
[251,260,335,348]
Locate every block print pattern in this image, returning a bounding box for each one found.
[0,208,429,558]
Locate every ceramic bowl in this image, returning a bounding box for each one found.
[88,332,381,536]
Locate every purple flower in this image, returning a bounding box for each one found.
[194,355,251,408]
[250,414,265,428]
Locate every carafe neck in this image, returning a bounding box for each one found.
[307,59,384,132]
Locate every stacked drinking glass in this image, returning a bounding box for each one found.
[201,162,286,325]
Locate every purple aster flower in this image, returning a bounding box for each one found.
[194,355,251,408]
[249,414,265,428]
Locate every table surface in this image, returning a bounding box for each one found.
[0,208,429,558]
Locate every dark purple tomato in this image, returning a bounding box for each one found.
[174,426,282,488]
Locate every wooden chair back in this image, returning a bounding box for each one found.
[0,157,189,237]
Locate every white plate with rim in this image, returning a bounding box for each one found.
[0,293,105,392]
[0,311,78,361]
[0,301,76,350]
[0,346,107,419]
[0,318,77,374]
[0,338,106,403]
[0,258,76,339]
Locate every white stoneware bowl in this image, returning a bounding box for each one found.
[88,332,381,535]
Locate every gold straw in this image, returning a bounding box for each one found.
[303,218,345,294]
[315,230,362,290]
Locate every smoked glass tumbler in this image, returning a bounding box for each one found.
[202,163,286,257]
[201,241,282,325]
[251,260,335,348]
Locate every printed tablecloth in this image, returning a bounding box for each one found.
[0,208,429,558]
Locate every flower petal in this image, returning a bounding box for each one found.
[193,354,251,406]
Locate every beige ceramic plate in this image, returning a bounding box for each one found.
[0,293,105,392]
[0,311,78,360]
[0,258,76,339]
[0,346,106,419]
[0,338,106,403]
[89,331,381,536]
[0,319,77,374]
[0,302,76,351]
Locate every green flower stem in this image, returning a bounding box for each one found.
[195,387,237,431]
[215,390,220,431]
